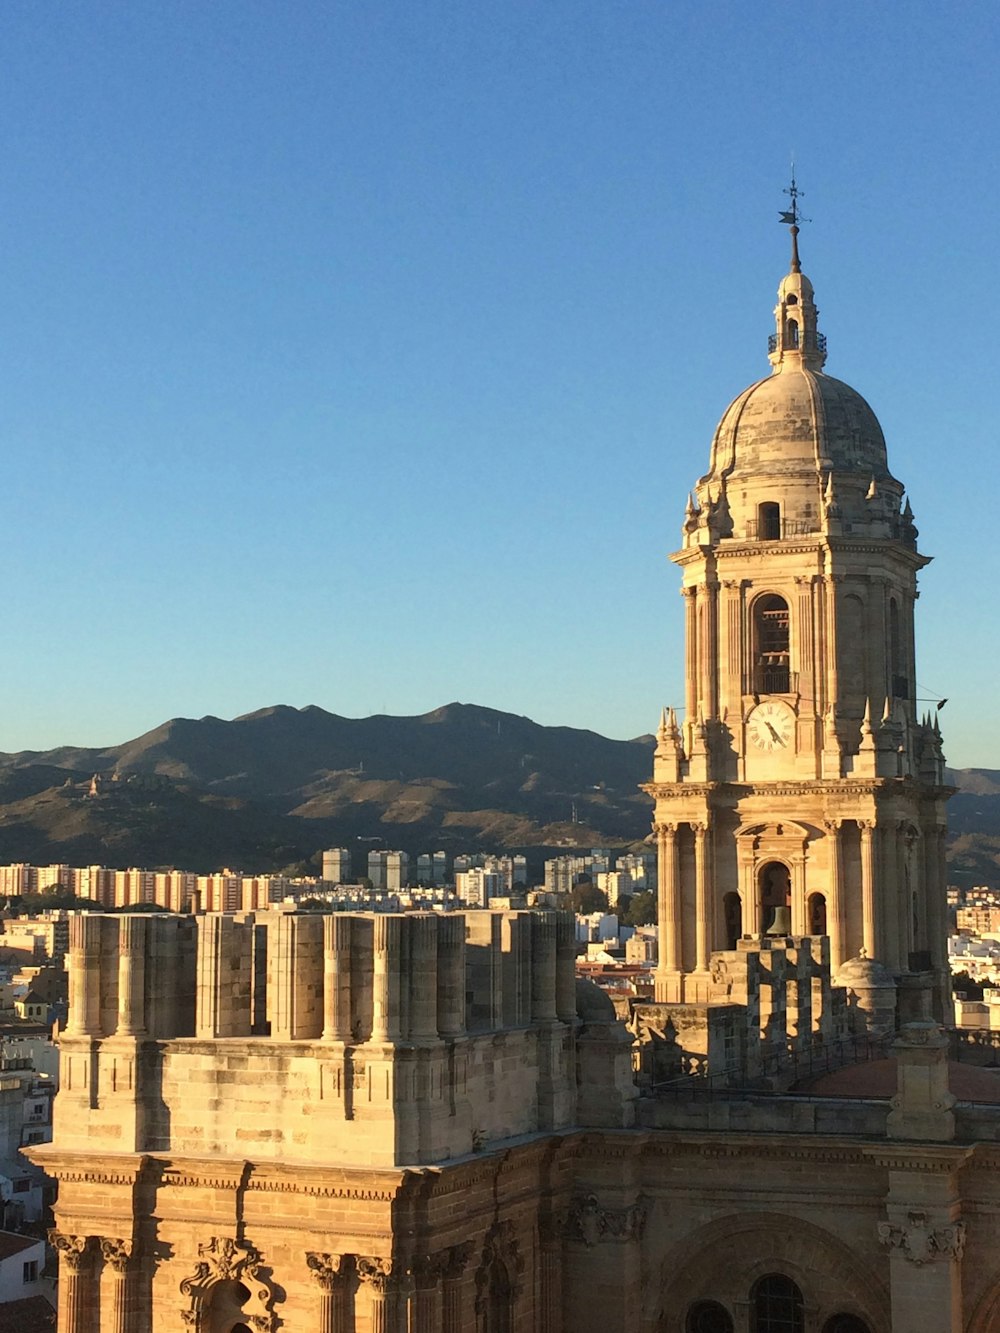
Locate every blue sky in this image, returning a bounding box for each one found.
[1,2,998,764]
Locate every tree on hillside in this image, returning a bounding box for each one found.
[624,890,656,927]
[571,882,609,914]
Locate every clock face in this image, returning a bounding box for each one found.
[747,700,795,753]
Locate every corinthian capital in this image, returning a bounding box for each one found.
[356,1256,394,1293]
[306,1252,349,1290]
[99,1237,133,1272]
[49,1231,91,1272]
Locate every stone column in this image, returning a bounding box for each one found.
[66,914,104,1037]
[408,1254,446,1332]
[555,914,577,1023]
[655,823,681,1001]
[704,578,719,720]
[116,915,147,1037]
[531,913,558,1024]
[371,917,402,1043]
[539,1214,564,1332]
[694,823,710,972]
[824,819,845,970]
[322,916,354,1042]
[441,1242,472,1333]
[408,915,439,1042]
[99,1238,133,1333]
[860,821,878,959]
[306,1252,350,1333]
[682,586,698,748]
[270,913,324,1040]
[50,1233,92,1333]
[436,914,466,1038]
[196,914,251,1039]
[357,1257,397,1333]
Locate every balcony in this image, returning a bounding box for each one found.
[745,517,814,540]
[753,663,798,695]
[767,330,827,354]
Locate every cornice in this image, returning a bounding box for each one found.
[861,1144,973,1172]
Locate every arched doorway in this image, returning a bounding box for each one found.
[808,892,827,936]
[723,893,742,950]
[758,862,791,934]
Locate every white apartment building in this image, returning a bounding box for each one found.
[454,869,503,908]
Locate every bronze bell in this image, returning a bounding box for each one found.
[765,905,792,936]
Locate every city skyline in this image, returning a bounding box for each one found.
[3,4,998,763]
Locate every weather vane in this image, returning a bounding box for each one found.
[778,165,809,271]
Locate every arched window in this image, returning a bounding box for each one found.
[758,862,791,934]
[723,892,742,949]
[205,1281,251,1333]
[686,1300,735,1333]
[752,1274,804,1333]
[786,294,798,306]
[753,594,790,693]
[787,319,799,347]
[822,1317,871,1333]
[483,1259,514,1333]
[808,892,827,936]
[758,502,781,541]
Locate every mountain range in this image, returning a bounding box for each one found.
[0,703,655,874]
[0,702,996,884]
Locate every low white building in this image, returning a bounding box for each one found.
[0,1230,48,1306]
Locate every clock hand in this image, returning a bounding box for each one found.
[765,722,786,746]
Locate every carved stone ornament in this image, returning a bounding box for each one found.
[356,1255,394,1294]
[878,1213,966,1265]
[99,1237,134,1272]
[306,1251,349,1290]
[49,1231,91,1273]
[444,1240,474,1282]
[179,1236,276,1332]
[566,1194,647,1247]
[474,1221,525,1313]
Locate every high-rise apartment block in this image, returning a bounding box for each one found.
[321,848,352,884]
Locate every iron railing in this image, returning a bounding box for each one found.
[650,1032,892,1101]
[745,517,814,540]
[753,664,798,695]
[767,330,827,354]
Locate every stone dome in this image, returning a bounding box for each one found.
[836,954,897,991]
[708,363,890,481]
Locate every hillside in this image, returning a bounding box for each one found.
[0,704,656,871]
[0,707,995,879]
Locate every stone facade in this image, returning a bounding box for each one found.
[645,227,951,1023]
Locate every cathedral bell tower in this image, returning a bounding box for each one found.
[646,221,951,1020]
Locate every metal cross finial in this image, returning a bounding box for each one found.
[778,166,810,272]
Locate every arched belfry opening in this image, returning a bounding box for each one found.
[723,892,742,950]
[753,595,790,693]
[758,862,791,934]
[808,892,827,936]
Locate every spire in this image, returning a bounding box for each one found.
[770,171,826,373]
